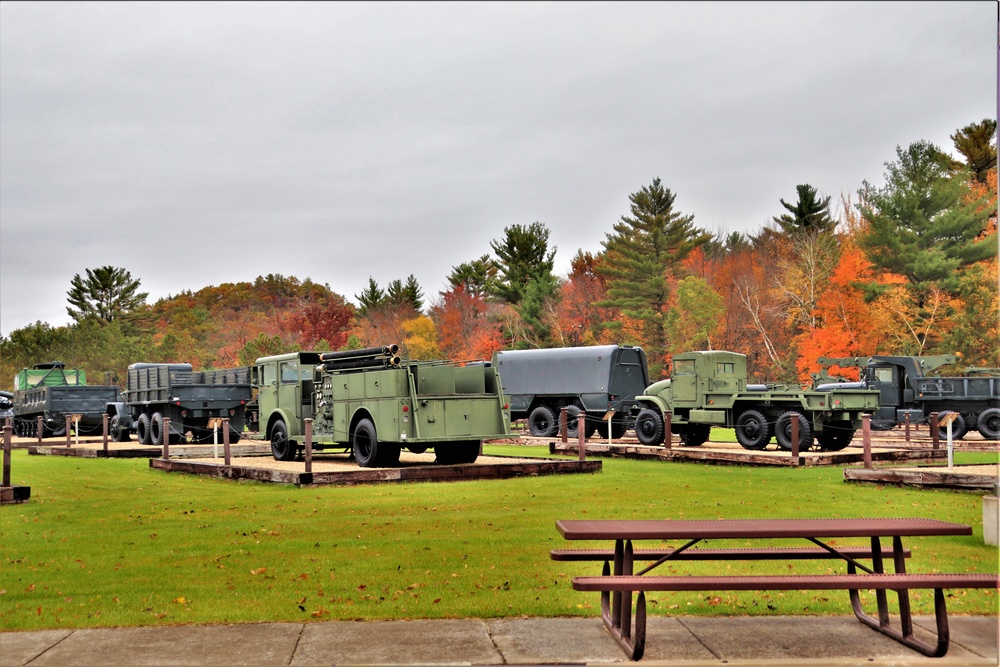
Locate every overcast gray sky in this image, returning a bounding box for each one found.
[1,1,995,337]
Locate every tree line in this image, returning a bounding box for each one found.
[2,119,996,386]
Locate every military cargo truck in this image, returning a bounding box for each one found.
[108,363,252,444]
[633,350,880,451]
[12,362,121,437]
[817,355,1000,440]
[492,345,649,439]
[251,346,511,467]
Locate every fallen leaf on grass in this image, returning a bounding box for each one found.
[250,567,267,575]
[174,596,187,604]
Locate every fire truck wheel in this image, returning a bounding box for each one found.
[270,420,296,461]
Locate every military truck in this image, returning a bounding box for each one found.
[816,355,1000,440]
[12,362,121,437]
[251,345,512,467]
[108,363,252,444]
[632,350,880,451]
[492,345,649,439]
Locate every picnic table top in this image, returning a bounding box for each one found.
[555,517,973,541]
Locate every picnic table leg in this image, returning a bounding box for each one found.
[601,538,644,660]
[847,537,951,657]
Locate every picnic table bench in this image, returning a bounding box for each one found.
[553,518,998,661]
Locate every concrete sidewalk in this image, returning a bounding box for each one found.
[3,615,997,666]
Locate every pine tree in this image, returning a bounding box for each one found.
[950,118,997,185]
[446,255,497,299]
[857,141,996,298]
[772,184,836,235]
[66,266,148,324]
[354,277,386,317]
[489,221,557,305]
[597,177,710,374]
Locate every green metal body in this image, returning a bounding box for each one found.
[636,351,880,450]
[251,351,512,463]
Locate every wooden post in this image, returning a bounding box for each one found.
[162,417,170,459]
[577,410,587,461]
[903,411,911,443]
[208,418,223,459]
[36,417,43,444]
[102,413,109,455]
[65,415,72,447]
[3,422,12,488]
[930,412,940,450]
[863,414,872,469]
[791,415,800,463]
[223,418,231,466]
[304,418,313,473]
[664,412,672,451]
[560,407,568,444]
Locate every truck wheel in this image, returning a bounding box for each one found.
[270,420,296,461]
[150,412,166,446]
[136,413,152,445]
[936,411,967,440]
[735,410,771,450]
[635,408,665,446]
[110,415,130,442]
[682,424,711,447]
[817,421,854,451]
[352,418,380,467]
[775,411,812,451]
[437,441,480,465]
[528,405,557,437]
[976,408,1000,440]
[609,419,628,440]
[565,405,584,438]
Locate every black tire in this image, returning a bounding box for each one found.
[976,407,1000,441]
[270,420,296,461]
[565,405,583,438]
[735,410,771,450]
[352,418,379,467]
[635,408,665,446]
[110,415,130,442]
[528,405,557,438]
[817,420,855,451]
[150,412,166,446]
[681,423,711,447]
[609,419,629,440]
[45,423,67,438]
[775,411,812,451]
[936,411,967,440]
[437,441,480,465]
[136,413,152,445]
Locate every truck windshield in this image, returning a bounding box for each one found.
[674,360,695,375]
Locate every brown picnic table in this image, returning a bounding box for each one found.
[553,517,998,660]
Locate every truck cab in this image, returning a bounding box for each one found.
[253,351,322,442]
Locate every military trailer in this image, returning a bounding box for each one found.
[251,345,512,467]
[12,362,121,437]
[817,355,1000,440]
[108,363,252,444]
[633,350,880,451]
[492,345,649,439]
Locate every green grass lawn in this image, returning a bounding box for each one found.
[1,446,996,631]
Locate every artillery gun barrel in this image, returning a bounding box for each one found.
[320,345,400,362]
[323,355,402,371]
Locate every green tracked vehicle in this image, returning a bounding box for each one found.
[632,350,881,451]
[250,346,512,467]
